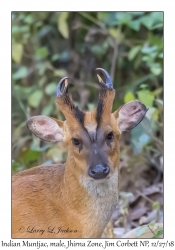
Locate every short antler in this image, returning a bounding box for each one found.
[56,77,84,128]
[96,68,113,89]
[56,76,69,96]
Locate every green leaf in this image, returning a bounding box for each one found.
[154,87,163,96]
[12,44,23,63]
[28,90,43,108]
[97,12,118,26]
[24,15,33,24]
[51,51,70,62]
[12,160,24,172]
[124,92,135,103]
[38,76,47,87]
[19,25,30,33]
[18,13,25,21]
[152,201,160,210]
[148,33,163,49]
[150,12,163,25]
[137,89,155,107]
[141,46,158,54]
[97,12,113,25]
[108,28,124,42]
[128,46,141,61]
[20,149,41,164]
[12,25,20,34]
[151,67,161,75]
[45,83,57,95]
[116,12,132,25]
[158,53,163,58]
[140,84,148,89]
[58,12,69,39]
[54,69,67,77]
[35,21,42,27]
[91,41,109,56]
[149,221,156,227]
[41,104,53,116]
[13,67,29,79]
[36,47,49,59]
[12,85,35,99]
[152,108,159,121]
[153,228,163,238]
[128,20,140,31]
[97,12,109,21]
[37,12,48,20]
[151,23,163,30]
[140,15,154,29]
[142,55,150,61]
[131,119,151,154]
[109,28,117,37]
[51,54,60,61]
[128,12,145,16]
[36,62,49,75]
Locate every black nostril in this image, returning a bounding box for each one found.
[88,164,110,179]
[103,166,109,174]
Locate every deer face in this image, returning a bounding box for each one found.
[27,69,148,181]
[64,113,120,180]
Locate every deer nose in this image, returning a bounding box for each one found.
[88,164,110,179]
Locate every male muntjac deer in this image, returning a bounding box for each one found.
[12,68,148,238]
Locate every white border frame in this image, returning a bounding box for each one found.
[0,1,174,249]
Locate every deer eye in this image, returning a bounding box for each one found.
[106,131,114,140]
[72,138,80,146]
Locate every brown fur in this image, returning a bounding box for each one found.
[12,113,120,238]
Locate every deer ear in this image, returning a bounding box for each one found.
[113,100,148,132]
[26,115,64,143]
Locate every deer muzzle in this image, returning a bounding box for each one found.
[88,164,110,179]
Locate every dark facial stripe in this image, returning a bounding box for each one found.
[56,93,85,126]
[96,86,115,124]
[88,131,96,143]
[74,106,85,126]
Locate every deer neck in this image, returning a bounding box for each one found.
[63,158,119,237]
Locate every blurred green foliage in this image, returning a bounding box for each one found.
[12,12,163,173]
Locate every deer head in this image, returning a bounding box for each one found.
[27,68,148,180]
